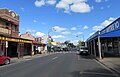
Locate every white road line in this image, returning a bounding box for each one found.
[80,71,117,76]
[52,57,58,60]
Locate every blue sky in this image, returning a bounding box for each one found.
[0,0,120,44]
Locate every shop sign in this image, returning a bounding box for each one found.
[101,19,120,35]
[0,36,32,43]
[6,41,8,48]
[0,37,5,40]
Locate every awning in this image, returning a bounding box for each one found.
[100,30,120,38]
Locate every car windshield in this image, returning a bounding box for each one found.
[81,48,88,50]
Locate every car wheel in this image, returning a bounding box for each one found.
[4,59,10,65]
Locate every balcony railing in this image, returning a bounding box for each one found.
[0,27,11,35]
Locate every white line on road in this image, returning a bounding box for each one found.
[52,57,58,60]
[80,71,117,76]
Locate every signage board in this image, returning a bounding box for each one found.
[100,18,120,35]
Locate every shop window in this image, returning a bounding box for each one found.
[5,22,9,29]
[6,22,9,26]
[113,38,119,54]
[107,39,113,52]
[12,25,17,31]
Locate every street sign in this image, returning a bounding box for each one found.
[6,41,8,48]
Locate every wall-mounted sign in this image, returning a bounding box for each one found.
[101,18,120,35]
[0,36,32,43]
[6,41,8,48]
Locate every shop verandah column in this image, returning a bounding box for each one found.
[93,40,96,57]
[98,36,102,59]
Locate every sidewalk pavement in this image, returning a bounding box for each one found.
[11,53,53,63]
[97,57,120,75]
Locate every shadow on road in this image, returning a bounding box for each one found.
[76,54,94,59]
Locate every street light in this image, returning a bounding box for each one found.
[76,34,84,42]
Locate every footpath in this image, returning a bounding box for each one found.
[96,57,120,75]
[11,53,53,63]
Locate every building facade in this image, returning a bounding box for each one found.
[87,17,120,59]
[0,8,32,58]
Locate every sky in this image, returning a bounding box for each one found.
[0,0,120,45]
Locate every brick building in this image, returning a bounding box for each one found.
[0,8,32,58]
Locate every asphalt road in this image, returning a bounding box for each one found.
[0,52,119,77]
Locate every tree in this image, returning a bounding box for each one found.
[78,40,82,45]
[64,40,70,46]
[78,40,85,46]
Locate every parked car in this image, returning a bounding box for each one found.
[78,47,89,55]
[0,55,10,65]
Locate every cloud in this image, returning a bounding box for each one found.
[22,28,25,31]
[36,32,46,37]
[56,0,91,13]
[46,0,56,5]
[33,20,37,23]
[34,0,92,14]
[83,25,88,29]
[20,7,25,11]
[95,0,109,3]
[21,28,36,33]
[95,0,102,3]
[34,0,45,7]
[52,35,65,39]
[76,32,83,35]
[52,26,67,32]
[107,5,111,8]
[34,0,56,7]
[93,25,103,31]
[62,31,71,35]
[27,29,36,32]
[56,1,70,13]
[100,7,104,10]
[41,22,46,25]
[74,32,83,36]
[71,27,77,30]
[93,17,116,31]
[89,32,95,36]
[70,40,79,45]
[70,2,91,13]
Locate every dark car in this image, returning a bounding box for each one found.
[78,47,89,55]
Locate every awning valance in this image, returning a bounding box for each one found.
[100,29,120,38]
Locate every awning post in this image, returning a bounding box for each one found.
[98,36,102,59]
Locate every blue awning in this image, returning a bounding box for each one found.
[100,30,120,38]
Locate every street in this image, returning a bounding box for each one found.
[0,53,119,77]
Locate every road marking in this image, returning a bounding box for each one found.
[52,57,58,60]
[80,71,117,76]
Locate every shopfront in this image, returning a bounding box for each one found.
[0,36,32,58]
[87,17,120,59]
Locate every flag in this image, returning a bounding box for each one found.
[48,35,51,38]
